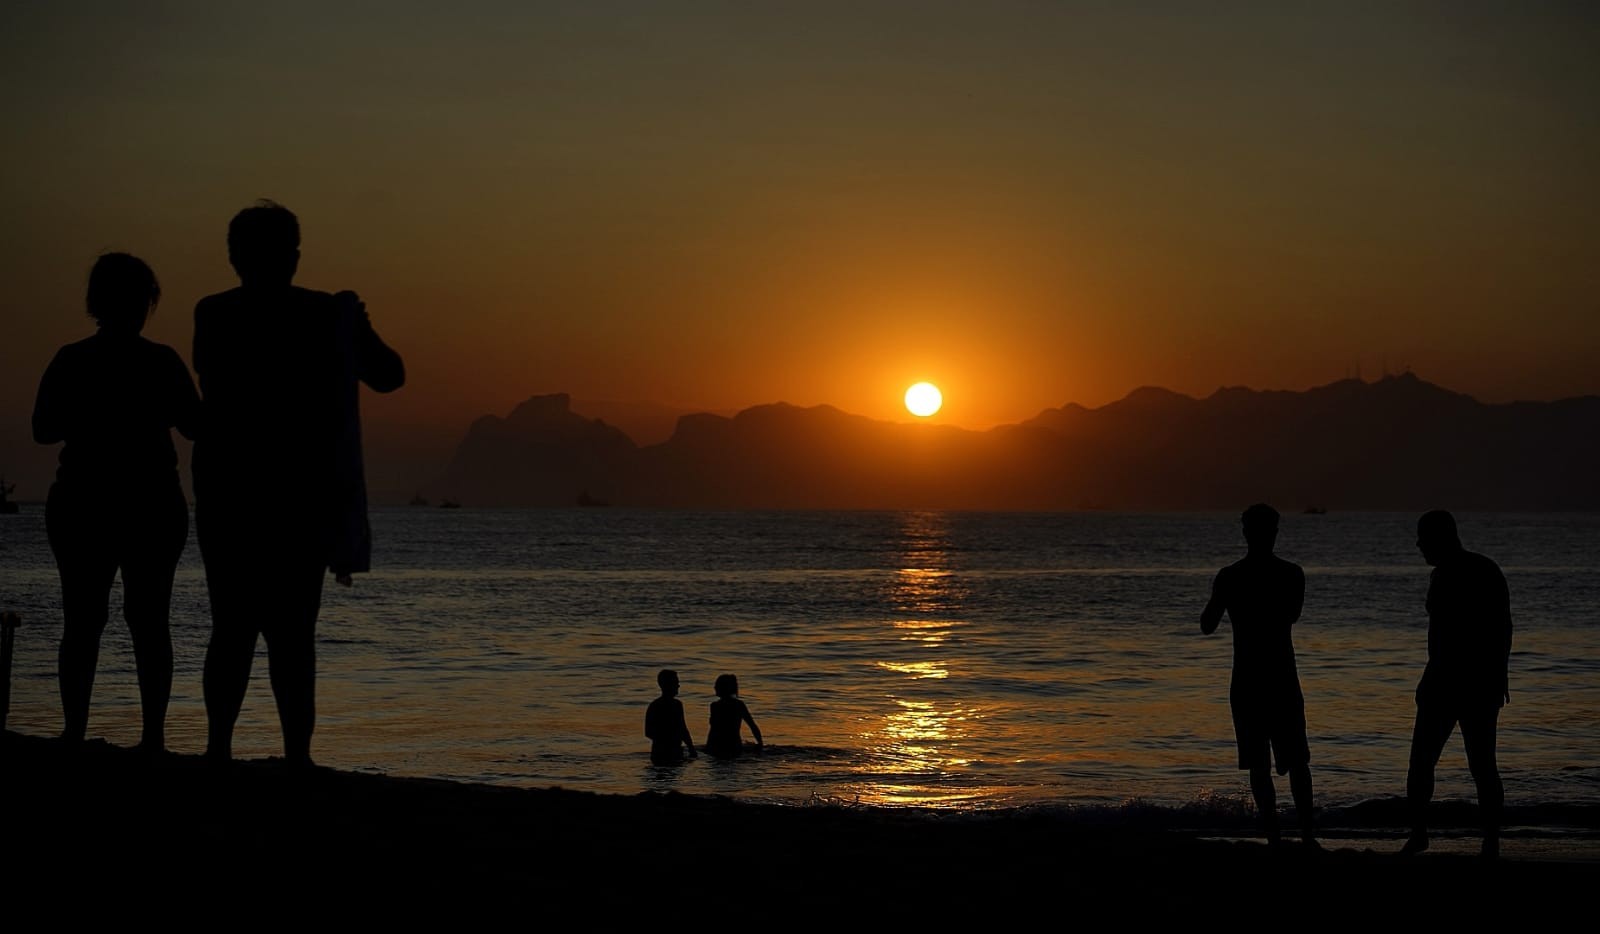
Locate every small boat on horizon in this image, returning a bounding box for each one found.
[1303,506,1328,515]
[577,491,610,508]
[0,477,18,515]
[409,493,430,507]
[439,498,461,509]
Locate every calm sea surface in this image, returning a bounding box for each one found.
[3,509,1597,819]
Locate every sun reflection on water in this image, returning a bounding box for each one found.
[877,698,974,762]
[875,660,949,679]
[889,618,959,646]
[891,567,959,614]
[848,511,1005,805]
[850,696,991,805]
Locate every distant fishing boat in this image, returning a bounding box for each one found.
[409,493,430,507]
[439,499,461,509]
[0,477,18,515]
[577,491,610,508]
[1303,506,1327,515]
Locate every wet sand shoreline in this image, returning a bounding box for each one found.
[3,730,1593,919]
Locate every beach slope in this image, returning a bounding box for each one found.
[2,731,1591,920]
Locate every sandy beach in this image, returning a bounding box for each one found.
[3,730,1593,922]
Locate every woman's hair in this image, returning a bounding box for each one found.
[86,252,160,330]
[714,674,738,697]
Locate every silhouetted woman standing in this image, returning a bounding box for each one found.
[32,253,199,750]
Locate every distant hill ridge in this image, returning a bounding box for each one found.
[427,376,1600,510]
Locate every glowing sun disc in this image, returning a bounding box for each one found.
[905,382,943,417]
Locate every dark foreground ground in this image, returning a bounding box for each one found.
[3,731,1593,921]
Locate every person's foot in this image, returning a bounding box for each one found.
[1398,831,1429,856]
[1481,836,1500,860]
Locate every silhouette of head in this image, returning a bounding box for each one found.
[86,253,160,333]
[228,200,300,287]
[714,674,739,698]
[1416,510,1462,566]
[1240,503,1279,552]
[657,669,680,696]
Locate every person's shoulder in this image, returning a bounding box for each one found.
[289,286,338,307]
[1462,550,1505,577]
[58,332,128,364]
[1439,550,1497,574]
[137,336,185,360]
[54,335,97,358]
[195,288,244,316]
[197,287,244,306]
[41,340,82,377]
[1275,556,1304,577]
[132,339,191,377]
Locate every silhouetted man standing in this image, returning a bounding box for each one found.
[1402,510,1511,858]
[1201,504,1316,848]
[193,201,404,765]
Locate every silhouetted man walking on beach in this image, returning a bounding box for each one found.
[1201,504,1316,848]
[193,201,404,765]
[1402,510,1511,858]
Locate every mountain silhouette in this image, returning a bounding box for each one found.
[434,394,637,506]
[569,398,734,447]
[429,375,1600,510]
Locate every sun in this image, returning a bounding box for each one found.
[904,382,943,417]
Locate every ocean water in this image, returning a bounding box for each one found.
[3,508,1597,826]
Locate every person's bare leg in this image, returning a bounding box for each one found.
[48,499,116,745]
[125,608,173,752]
[123,555,178,753]
[265,621,316,766]
[203,621,257,761]
[1289,764,1317,846]
[1249,765,1281,846]
[58,597,110,744]
[56,564,116,744]
[264,563,324,767]
[1403,706,1455,855]
[1462,711,1503,859]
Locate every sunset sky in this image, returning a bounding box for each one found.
[3,3,1596,491]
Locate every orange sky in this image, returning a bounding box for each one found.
[3,4,1597,491]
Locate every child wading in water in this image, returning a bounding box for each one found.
[704,674,763,758]
[645,669,697,765]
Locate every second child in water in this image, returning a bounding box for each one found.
[704,674,763,758]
